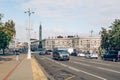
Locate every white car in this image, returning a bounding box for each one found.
[85,52,98,59]
[77,52,85,57]
[90,53,98,59]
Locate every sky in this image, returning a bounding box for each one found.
[0,0,120,42]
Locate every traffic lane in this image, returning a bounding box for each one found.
[34,54,104,80]
[71,56,120,65]
[46,55,120,74]
[43,56,108,80]
[47,55,120,72]
[45,55,120,80]
[70,56,120,71]
[68,61,120,80]
[59,57,120,80]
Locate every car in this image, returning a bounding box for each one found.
[45,50,52,55]
[71,51,78,56]
[102,50,120,62]
[39,50,46,55]
[85,51,98,59]
[77,52,85,57]
[85,52,91,58]
[90,53,98,59]
[53,48,70,61]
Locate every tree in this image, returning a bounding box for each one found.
[0,14,16,54]
[100,27,109,51]
[100,19,120,51]
[109,19,120,50]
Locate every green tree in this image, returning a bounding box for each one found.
[0,14,16,54]
[109,19,120,50]
[100,27,109,51]
[100,19,120,51]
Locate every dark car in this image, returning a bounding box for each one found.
[102,51,120,62]
[53,49,70,61]
[39,50,46,55]
[71,51,78,56]
[45,50,52,55]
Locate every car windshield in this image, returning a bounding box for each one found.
[58,50,69,54]
[40,50,45,53]
[107,51,118,54]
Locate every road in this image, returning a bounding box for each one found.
[33,54,120,80]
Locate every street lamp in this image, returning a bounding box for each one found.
[24,8,34,59]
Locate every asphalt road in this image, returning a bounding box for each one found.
[33,54,120,80]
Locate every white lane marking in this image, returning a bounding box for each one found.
[73,58,111,66]
[78,69,107,80]
[72,61,91,67]
[43,57,107,80]
[89,61,111,66]
[72,61,120,75]
[97,67,120,74]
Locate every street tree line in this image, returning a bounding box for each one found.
[100,19,120,52]
[0,13,16,54]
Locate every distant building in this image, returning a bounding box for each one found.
[42,36,101,52]
[30,38,39,51]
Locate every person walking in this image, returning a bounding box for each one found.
[15,50,20,61]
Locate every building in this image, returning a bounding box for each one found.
[42,36,101,52]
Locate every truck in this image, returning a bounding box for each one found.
[52,48,70,61]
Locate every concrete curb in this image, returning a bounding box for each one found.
[31,57,48,80]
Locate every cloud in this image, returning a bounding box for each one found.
[20,0,120,20]
[19,0,120,39]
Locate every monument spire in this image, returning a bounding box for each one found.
[38,22,42,48]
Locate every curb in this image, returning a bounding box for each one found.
[31,57,48,80]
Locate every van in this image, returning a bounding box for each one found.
[53,48,70,61]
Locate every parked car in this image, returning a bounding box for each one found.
[102,51,120,62]
[77,52,85,57]
[39,50,46,55]
[85,51,98,59]
[45,50,52,55]
[71,51,78,56]
[85,52,91,58]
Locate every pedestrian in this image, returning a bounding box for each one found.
[16,50,20,61]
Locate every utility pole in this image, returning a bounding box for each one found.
[24,8,34,59]
[90,30,93,53]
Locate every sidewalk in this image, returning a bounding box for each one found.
[8,57,33,80]
[0,53,48,80]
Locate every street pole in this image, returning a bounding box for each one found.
[25,8,34,59]
[90,30,93,53]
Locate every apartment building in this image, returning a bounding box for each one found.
[42,36,101,52]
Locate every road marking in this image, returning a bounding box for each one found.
[73,58,111,66]
[78,69,107,80]
[89,61,111,66]
[97,67,120,74]
[72,61,91,67]
[65,75,75,80]
[43,57,107,80]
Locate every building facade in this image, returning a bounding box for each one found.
[42,36,101,52]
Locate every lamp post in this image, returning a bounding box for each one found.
[24,8,34,59]
[90,30,93,53]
